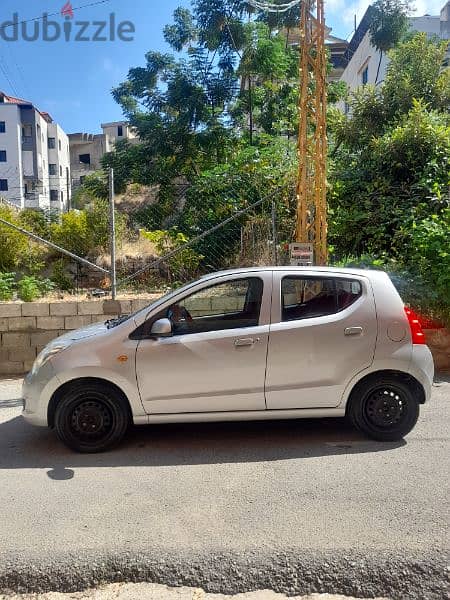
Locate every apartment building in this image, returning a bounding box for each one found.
[0,91,71,212]
[340,1,450,110]
[69,121,138,188]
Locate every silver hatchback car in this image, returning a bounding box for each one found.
[23,267,434,453]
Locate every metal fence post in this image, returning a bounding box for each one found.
[109,168,117,300]
[272,200,278,266]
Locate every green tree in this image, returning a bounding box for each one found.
[382,32,450,119]
[369,0,412,84]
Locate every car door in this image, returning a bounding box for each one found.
[135,272,272,414]
[265,271,377,409]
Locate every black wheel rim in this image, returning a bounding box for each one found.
[364,386,407,429]
[69,398,113,442]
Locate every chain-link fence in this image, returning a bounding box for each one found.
[0,172,298,299]
[114,176,297,293]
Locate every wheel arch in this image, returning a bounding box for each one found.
[48,377,132,429]
[345,369,426,416]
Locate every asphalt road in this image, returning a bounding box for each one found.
[0,377,449,599]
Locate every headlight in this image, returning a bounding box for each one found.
[31,342,72,376]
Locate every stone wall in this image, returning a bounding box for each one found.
[0,298,155,376]
[1,298,449,376]
[424,328,450,374]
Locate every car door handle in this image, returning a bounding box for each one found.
[234,337,260,347]
[345,327,363,336]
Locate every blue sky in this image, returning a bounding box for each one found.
[0,0,444,134]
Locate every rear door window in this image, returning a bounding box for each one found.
[281,277,362,322]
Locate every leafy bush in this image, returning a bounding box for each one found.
[17,276,41,302]
[18,209,52,239]
[51,259,74,291]
[51,210,91,257]
[15,276,55,302]
[51,201,128,258]
[141,229,202,283]
[37,278,56,296]
[406,209,450,308]
[0,206,28,271]
[330,102,449,258]
[0,272,15,301]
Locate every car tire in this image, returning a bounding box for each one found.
[54,382,130,453]
[347,375,420,442]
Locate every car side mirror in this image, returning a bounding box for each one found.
[150,318,173,338]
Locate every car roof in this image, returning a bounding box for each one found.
[201,266,387,280]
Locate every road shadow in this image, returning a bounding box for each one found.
[0,411,405,476]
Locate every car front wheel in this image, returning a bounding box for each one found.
[348,376,420,442]
[54,382,130,453]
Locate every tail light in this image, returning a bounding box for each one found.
[404,307,426,345]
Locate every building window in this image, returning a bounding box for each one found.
[61,191,64,202]
[80,176,86,184]
[0,122,5,133]
[59,139,62,151]
[49,164,57,176]
[118,125,123,137]
[60,165,63,177]
[0,150,7,162]
[22,124,32,141]
[50,190,59,202]
[79,153,91,165]
[0,179,8,191]
[48,137,56,149]
[344,102,350,115]
[362,66,369,85]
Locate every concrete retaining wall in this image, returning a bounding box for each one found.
[0,298,155,376]
[1,298,449,376]
[424,328,450,374]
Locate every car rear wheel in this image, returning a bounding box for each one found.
[348,376,420,442]
[54,382,130,453]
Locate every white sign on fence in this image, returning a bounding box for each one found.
[289,243,314,266]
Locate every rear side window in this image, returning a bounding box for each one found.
[282,277,362,322]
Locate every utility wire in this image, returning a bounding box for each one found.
[0,0,112,30]
[0,61,19,97]
[247,0,300,13]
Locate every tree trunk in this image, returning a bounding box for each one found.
[375,50,384,85]
[248,76,254,146]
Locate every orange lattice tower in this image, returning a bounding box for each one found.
[296,0,328,265]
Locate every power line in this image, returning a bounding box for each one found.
[0,0,112,30]
[247,0,300,13]
[0,60,19,97]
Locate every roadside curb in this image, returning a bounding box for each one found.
[0,551,448,600]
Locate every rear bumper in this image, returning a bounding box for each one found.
[409,344,434,403]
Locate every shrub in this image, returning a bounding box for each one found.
[0,206,28,271]
[17,276,41,303]
[50,201,128,258]
[140,229,202,283]
[0,272,15,301]
[406,209,450,300]
[51,259,74,291]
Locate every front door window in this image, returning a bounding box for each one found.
[156,278,264,335]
